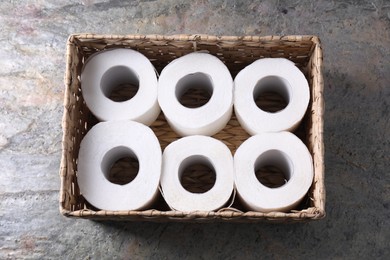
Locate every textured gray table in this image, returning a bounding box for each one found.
[1,0,389,259]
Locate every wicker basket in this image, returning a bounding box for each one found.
[60,34,325,222]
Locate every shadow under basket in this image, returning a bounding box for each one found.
[60,34,325,222]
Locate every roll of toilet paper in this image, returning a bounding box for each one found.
[77,120,162,211]
[160,135,234,211]
[81,48,160,125]
[158,52,233,136]
[234,58,310,135]
[234,132,313,212]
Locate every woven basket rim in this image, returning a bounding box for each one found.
[60,33,325,222]
[66,33,321,43]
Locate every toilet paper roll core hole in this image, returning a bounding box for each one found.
[101,146,139,185]
[175,72,213,108]
[253,76,290,113]
[179,155,216,194]
[100,65,140,102]
[254,149,293,188]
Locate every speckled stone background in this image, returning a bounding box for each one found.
[0,0,389,259]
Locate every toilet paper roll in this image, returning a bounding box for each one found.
[234,58,310,135]
[81,48,160,125]
[234,132,313,212]
[161,135,234,211]
[77,120,162,211]
[158,52,233,136]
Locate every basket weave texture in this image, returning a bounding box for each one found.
[60,34,325,222]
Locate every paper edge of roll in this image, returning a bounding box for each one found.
[77,120,162,211]
[158,52,234,136]
[160,135,235,212]
[81,48,160,125]
[233,57,310,135]
[233,132,314,213]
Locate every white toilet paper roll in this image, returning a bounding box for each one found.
[234,58,310,135]
[161,135,234,211]
[158,52,233,136]
[234,132,313,212]
[77,120,162,211]
[81,48,160,125]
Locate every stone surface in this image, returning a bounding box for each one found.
[0,0,389,259]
